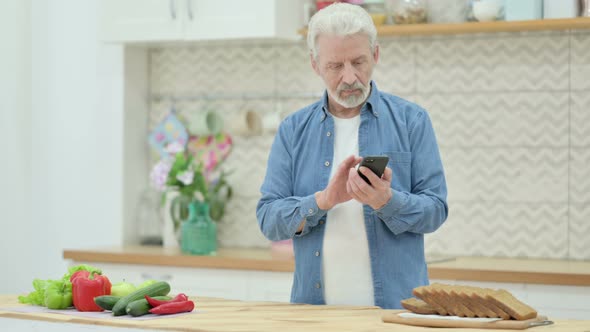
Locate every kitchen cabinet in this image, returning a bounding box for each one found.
[100,0,306,43]
[96,262,293,302]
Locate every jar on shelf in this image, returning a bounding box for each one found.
[468,0,505,22]
[385,0,427,24]
[427,0,469,23]
[362,0,388,26]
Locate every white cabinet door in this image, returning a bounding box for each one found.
[183,0,304,40]
[100,0,305,42]
[100,0,184,42]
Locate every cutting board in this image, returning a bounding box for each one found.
[382,311,553,330]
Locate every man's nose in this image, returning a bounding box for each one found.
[342,63,357,85]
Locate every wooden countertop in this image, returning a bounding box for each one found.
[63,246,590,286]
[0,295,584,332]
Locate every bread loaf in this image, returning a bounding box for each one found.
[404,283,537,320]
[400,297,438,315]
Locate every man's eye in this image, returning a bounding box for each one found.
[328,64,342,70]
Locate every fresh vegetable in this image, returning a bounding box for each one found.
[125,296,172,317]
[149,300,194,315]
[111,281,171,316]
[94,295,121,311]
[62,264,102,282]
[145,293,188,307]
[18,264,103,308]
[43,280,73,309]
[111,281,136,297]
[137,279,159,289]
[72,272,112,311]
[18,279,48,306]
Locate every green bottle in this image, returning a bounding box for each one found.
[181,201,217,255]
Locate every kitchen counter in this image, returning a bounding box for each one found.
[0,295,585,332]
[63,246,590,286]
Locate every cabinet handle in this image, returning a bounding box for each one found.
[169,0,177,19]
[141,273,173,281]
[186,0,194,20]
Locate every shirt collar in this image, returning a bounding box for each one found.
[320,81,380,122]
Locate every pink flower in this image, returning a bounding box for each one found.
[150,159,172,191]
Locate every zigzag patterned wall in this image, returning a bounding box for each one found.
[149,30,590,260]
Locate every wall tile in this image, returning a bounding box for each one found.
[275,43,325,94]
[441,148,568,203]
[570,92,590,147]
[416,33,569,92]
[569,203,590,260]
[372,38,416,95]
[416,92,569,148]
[570,148,590,204]
[149,31,590,259]
[570,33,590,91]
[218,195,270,248]
[426,202,569,259]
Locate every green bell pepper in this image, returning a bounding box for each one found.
[44,280,72,309]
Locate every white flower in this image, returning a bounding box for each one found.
[165,141,185,154]
[176,170,194,185]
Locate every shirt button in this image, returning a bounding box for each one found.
[324,161,330,167]
[308,208,314,215]
[315,251,320,257]
[315,282,321,289]
[326,131,331,137]
[319,220,325,225]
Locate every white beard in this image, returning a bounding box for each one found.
[329,81,370,108]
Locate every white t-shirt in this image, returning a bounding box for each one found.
[322,113,374,306]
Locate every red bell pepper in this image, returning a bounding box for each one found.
[71,272,112,311]
[149,300,194,315]
[145,293,188,307]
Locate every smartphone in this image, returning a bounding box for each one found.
[357,156,389,185]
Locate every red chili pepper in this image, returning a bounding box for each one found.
[72,273,112,311]
[148,300,194,315]
[145,293,189,307]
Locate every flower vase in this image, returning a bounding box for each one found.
[161,191,193,249]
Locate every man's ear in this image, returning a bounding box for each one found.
[373,44,380,64]
[310,53,320,76]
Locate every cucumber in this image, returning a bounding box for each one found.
[126,296,171,317]
[111,281,171,316]
[94,295,121,311]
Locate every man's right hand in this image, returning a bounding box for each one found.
[315,155,362,210]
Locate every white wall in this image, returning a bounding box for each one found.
[0,0,33,292]
[0,0,125,294]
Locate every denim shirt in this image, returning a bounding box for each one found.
[256,82,448,309]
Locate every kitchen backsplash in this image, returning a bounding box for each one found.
[149,30,590,260]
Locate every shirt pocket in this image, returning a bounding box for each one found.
[382,151,412,192]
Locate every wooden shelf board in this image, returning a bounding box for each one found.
[299,17,590,37]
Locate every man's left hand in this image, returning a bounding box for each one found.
[347,166,393,210]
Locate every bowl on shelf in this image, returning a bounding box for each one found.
[472,0,503,22]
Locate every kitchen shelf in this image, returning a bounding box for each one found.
[298,17,590,37]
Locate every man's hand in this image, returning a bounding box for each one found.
[315,155,362,210]
[346,166,393,210]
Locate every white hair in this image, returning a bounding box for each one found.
[307,3,377,60]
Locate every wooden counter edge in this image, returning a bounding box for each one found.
[63,249,295,272]
[63,249,590,286]
[428,266,590,287]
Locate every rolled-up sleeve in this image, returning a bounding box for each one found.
[256,120,327,241]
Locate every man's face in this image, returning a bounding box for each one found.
[312,33,379,109]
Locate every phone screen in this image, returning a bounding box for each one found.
[357,156,389,185]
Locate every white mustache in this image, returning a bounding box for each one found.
[337,82,365,93]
